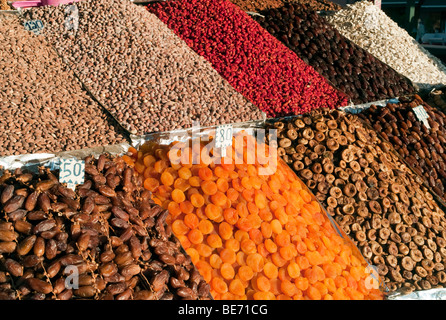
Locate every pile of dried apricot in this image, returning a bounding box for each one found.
[125,133,383,300]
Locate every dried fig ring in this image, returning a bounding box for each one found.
[371,242,383,256]
[341,149,354,162]
[390,233,402,243]
[295,144,306,154]
[326,120,338,130]
[423,248,434,261]
[438,271,446,283]
[315,122,328,132]
[294,119,305,128]
[388,212,402,225]
[436,237,446,248]
[362,246,372,259]
[314,145,326,155]
[371,217,381,229]
[379,228,390,240]
[399,243,410,255]
[349,161,361,172]
[286,129,298,140]
[279,138,292,148]
[377,264,388,276]
[329,187,342,199]
[328,130,340,139]
[277,148,286,157]
[293,161,304,171]
[358,192,368,202]
[338,170,349,181]
[306,180,317,189]
[369,200,382,214]
[335,135,347,146]
[342,204,354,215]
[381,197,391,208]
[412,206,422,217]
[310,163,322,174]
[402,214,413,225]
[325,174,335,184]
[425,192,433,201]
[390,269,403,283]
[338,160,347,169]
[355,180,367,193]
[427,239,438,252]
[401,232,411,243]
[343,183,357,197]
[357,206,369,218]
[364,167,375,177]
[317,182,329,194]
[327,196,337,208]
[415,266,428,278]
[299,169,313,180]
[323,163,334,174]
[390,184,401,194]
[411,249,423,262]
[367,188,379,200]
[422,216,432,229]
[399,192,410,205]
[427,275,439,287]
[314,132,326,142]
[355,230,366,242]
[301,128,314,140]
[387,241,399,256]
[326,139,339,151]
[386,255,398,268]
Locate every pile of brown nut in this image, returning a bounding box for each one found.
[0,154,211,300]
[358,95,446,203]
[0,16,128,156]
[24,0,262,135]
[268,109,446,294]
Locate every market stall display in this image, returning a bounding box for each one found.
[357,95,446,204]
[2,0,446,302]
[325,1,446,91]
[230,0,341,12]
[253,3,415,104]
[147,0,349,118]
[0,153,212,300]
[24,0,262,135]
[127,127,384,300]
[268,109,446,294]
[0,16,128,157]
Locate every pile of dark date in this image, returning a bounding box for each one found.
[0,154,211,300]
[253,3,415,104]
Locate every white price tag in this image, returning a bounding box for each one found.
[59,158,85,191]
[215,124,233,157]
[24,20,44,35]
[413,105,430,129]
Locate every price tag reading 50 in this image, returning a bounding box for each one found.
[215,124,233,157]
[59,158,85,191]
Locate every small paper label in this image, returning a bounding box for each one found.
[215,124,233,157]
[59,158,85,190]
[413,105,430,129]
[24,20,44,35]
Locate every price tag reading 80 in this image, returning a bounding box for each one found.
[215,124,233,157]
[59,158,85,191]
